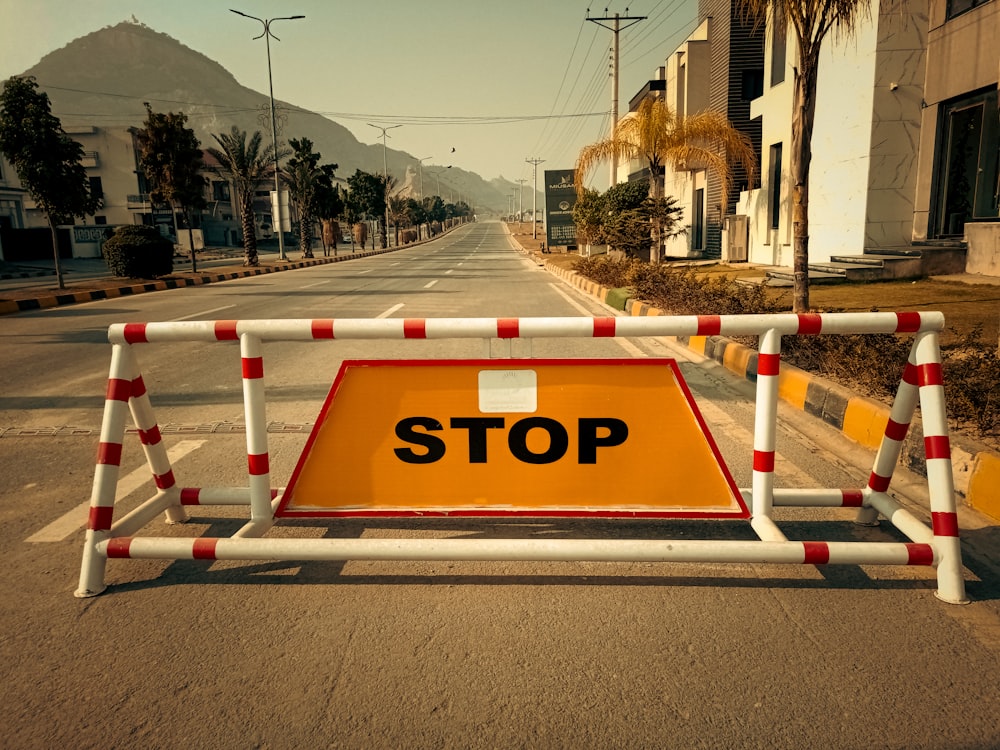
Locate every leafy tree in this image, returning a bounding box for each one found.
[405,198,427,239]
[283,137,324,258]
[572,188,608,246]
[574,179,685,258]
[738,0,874,312]
[422,195,446,229]
[346,170,385,249]
[205,126,286,267]
[134,103,208,271]
[575,97,756,264]
[0,76,101,288]
[313,166,344,254]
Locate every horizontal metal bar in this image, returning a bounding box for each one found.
[108,312,944,345]
[98,537,936,567]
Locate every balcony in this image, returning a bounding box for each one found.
[81,151,99,168]
[127,193,151,208]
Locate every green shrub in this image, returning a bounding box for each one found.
[102,225,174,279]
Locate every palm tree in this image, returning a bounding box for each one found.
[575,97,757,263]
[206,126,283,267]
[387,194,408,247]
[283,137,323,258]
[738,0,873,312]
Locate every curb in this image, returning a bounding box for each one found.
[523,242,1000,523]
[0,239,435,317]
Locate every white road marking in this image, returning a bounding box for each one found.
[358,269,373,275]
[26,439,207,543]
[445,269,454,274]
[424,280,439,288]
[377,303,405,318]
[171,305,235,322]
[300,280,331,289]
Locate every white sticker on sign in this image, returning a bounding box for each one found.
[478,370,537,413]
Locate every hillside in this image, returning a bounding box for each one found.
[18,20,522,212]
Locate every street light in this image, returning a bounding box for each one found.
[416,156,433,199]
[429,166,451,198]
[230,8,304,262]
[368,123,401,248]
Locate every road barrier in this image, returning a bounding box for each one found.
[76,312,967,603]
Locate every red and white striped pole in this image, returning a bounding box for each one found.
[914,331,967,604]
[76,344,132,598]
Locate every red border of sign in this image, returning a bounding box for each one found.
[275,358,749,519]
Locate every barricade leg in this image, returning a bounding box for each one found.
[76,344,133,598]
[124,355,186,525]
[856,341,920,526]
[240,333,275,529]
[914,332,967,604]
[750,329,784,541]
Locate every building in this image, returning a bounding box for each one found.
[915,0,999,274]
[737,0,998,276]
[619,0,763,260]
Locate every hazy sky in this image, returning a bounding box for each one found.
[0,0,698,188]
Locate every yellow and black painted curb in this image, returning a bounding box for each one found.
[0,246,405,318]
[538,255,1000,523]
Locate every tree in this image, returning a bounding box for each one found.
[0,76,101,289]
[574,97,756,264]
[573,180,685,258]
[313,166,344,255]
[205,126,285,267]
[738,0,873,312]
[283,137,323,258]
[405,198,427,239]
[387,194,409,246]
[346,170,385,249]
[572,188,608,246]
[134,103,208,271]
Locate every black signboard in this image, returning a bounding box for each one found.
[544,169,577,247]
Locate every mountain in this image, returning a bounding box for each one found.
[18,20,525,212]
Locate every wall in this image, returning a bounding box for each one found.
[864,7,929,249]
[808,20,878,260]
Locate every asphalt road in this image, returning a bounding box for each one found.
[1,221,998,749]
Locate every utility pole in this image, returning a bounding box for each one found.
[586,8,645,186]
[526,157,545,239]
[515,179,527,222]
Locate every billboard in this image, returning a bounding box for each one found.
[544,169,577,247]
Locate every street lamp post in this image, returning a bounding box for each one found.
[416,156,432,199]
[368,123,401,248]
[230,9,304,262]
[429,166,451,198]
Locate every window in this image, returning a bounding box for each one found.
[741,69,764,101]
[94,216,107,225]
[770,9,787,86]
[89,176,103,200]
[691,188,705,250]
[947,0,988,19]
[769,143,783,229]
[212,181,231,201]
